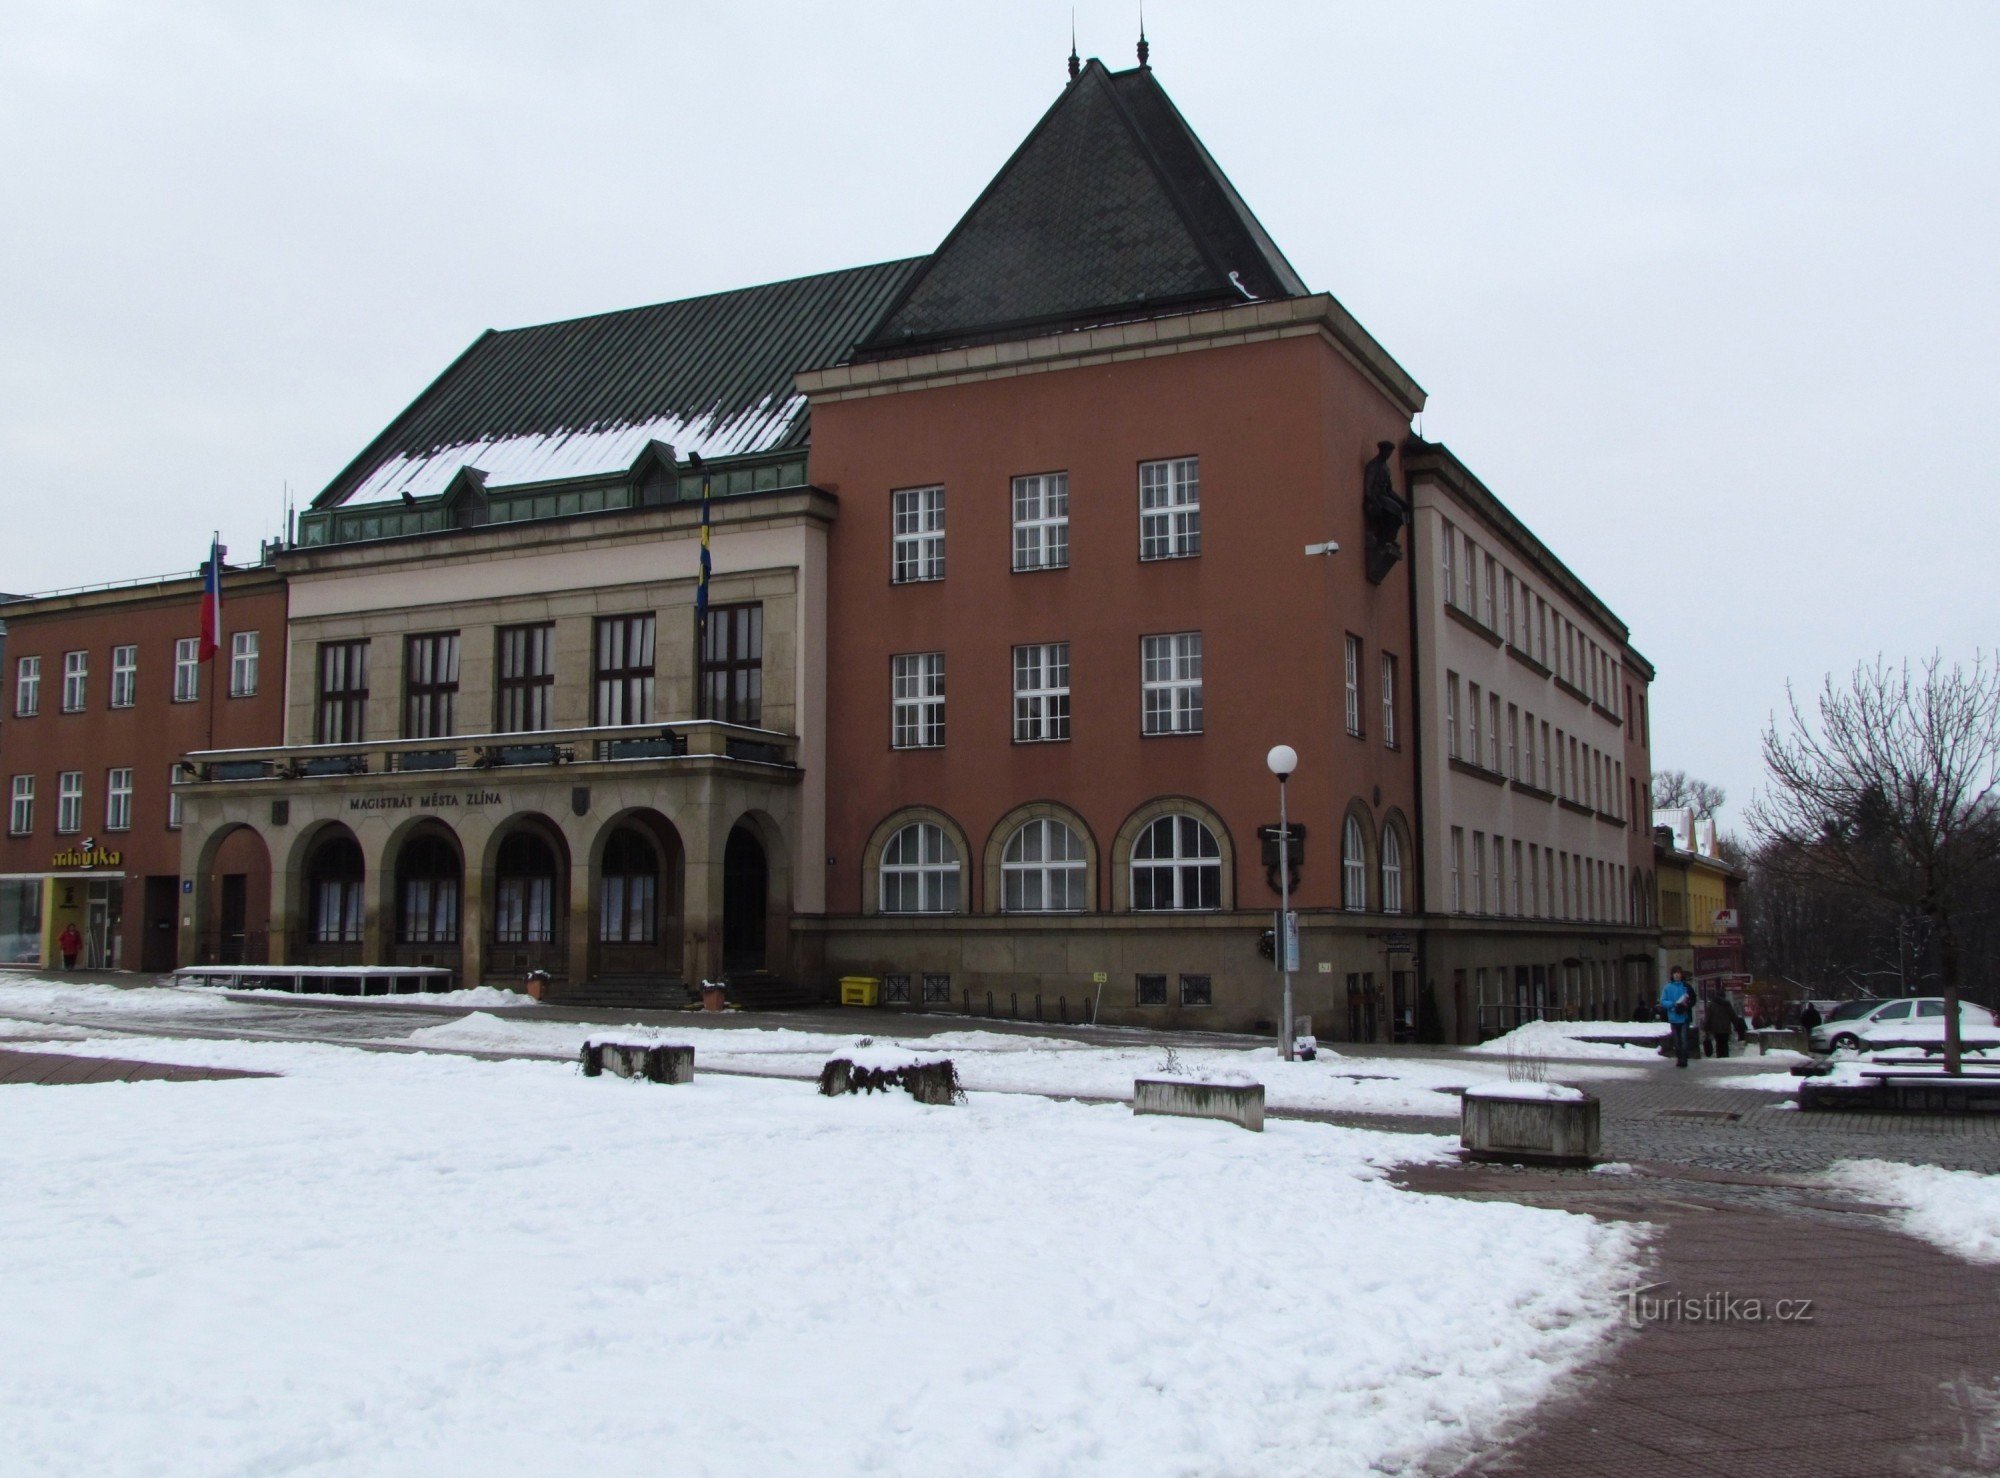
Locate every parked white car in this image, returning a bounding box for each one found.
[1811,997,1999,1054]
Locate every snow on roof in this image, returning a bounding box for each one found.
[339,396,804,506]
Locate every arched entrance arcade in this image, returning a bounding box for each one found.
[484,815,571,985]
[588,810,685,985]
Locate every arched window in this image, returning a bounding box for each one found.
[599,827,658,943]
[881,822,961,913]
[1130,814,1221,911]
[1001,817,1087,912]
[1342,815,1368,912]
[396,833,460,944]
[1380,824,1404,915]
[308,834,364,943]
[495,830,558,943]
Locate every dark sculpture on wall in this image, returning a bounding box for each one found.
[1361,440,1408,584]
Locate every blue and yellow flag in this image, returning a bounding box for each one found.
[696,479,712,623]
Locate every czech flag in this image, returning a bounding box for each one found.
[198,534,223,662]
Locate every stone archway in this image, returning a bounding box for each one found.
[297,824,366,966]
[387,820,464,978]
[484,815,570,985]
[588,809,685,985]
[192,823,272,966]
[722,823,769,974]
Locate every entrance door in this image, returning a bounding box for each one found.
[722,825,767,973]
[219,874,247,964]
[142,877,180,973]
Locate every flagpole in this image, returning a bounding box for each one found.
[690,455,712,720]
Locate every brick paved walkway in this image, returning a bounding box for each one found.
[1400,1162,2000,1476]
[0,1047,272,1086]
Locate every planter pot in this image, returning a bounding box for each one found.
[1132,1076,1265,1132]
[1460,1088,1600,1166]
[700,986,726,1012]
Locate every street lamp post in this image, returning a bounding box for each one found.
[1267,744,1298,1062]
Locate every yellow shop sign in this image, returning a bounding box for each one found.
[51,845,122,869]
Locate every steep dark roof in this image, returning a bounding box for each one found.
[858,60,1306,356]
[315,258,925,509]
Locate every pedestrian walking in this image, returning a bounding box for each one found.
[1799,1001,1823,1033]
[58,922,82,970]
[1659,967,1696,1068]
[1703,989,1737,1060]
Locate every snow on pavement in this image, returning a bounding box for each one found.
[1466,1019,1667,1060]
[1,1036,1642,1476]
[1826,1160,2000,1265]
[398,1012,1634,1116]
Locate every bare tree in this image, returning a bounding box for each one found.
[1750,654,2000,1073]
[1653,768,1728,819]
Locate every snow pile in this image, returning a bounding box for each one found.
[0,1036,1640,1476]
[0,975,230,1021]
[401,1015,1623,1117]
[1467,1020,1667,1060]
[1826,1160,2000,1265]
[828,1037,949,1073]
[1463,1081,1587,1103]
[214,984,538,1010]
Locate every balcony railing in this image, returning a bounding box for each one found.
[180,720,795,784]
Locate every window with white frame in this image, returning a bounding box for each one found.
[1482,554,1497,629]
[1460,532,1477,611]
[891,485,945,583]
[1130,813,1221,910]
[1343,634,1363,736]
[173,637,200,703]
[1440,520,1456,606]
[105,768,133,831]
[1540,719,1553,791]
[230,631,259,697]
[15,656,39,717]
[1512,840,1525,916]
[1507,704,1520,779]
[56,771,82,834]
[891,652,946,749]
[1001,817,1087,912]
[61,651,86,712]
[1528,843,1541,916]
[1449,827,1465,912]
[1490,833,1502,919]
[167,765,183,829]
[880,821,961,913]
[1487,692,1502,772]
[1011,473,1068,572]
[1342,814,1367,911]
[110,645,136,709]
[1140,633,1202,735]
[1380,824,1404,913]
[1380,653,1397,748]
[1500,573,1514,644]
[1523,712,1536,784]
[8,775,32,835]
[1012,642,1070,742]
[1446,672,1461,758]
[1468,682,1483,766]
[1472,832,1487,912]
[1138,457,1200,560]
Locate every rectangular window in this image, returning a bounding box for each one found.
[1440,520,1455,607]
[1011,472,1069,572]
[700,603,764,727]
[1507,704,1520,779]
[892,652,946,749]
[1501,573,1514,644]
[1512,840,1525,916]
[891,485,946,583]
[61,651,87,712]
[1138,457,1200,560]
[1450,826,1465,912]
[1491,833,1503,918]
[14,655,39,716]
[922,972,953,1005]
[174,637,200,703]
[56,771,82,834]
[1343,634,1363,737]
[496,624,554,734]
[167,765,183,830]
[110,645,137,709]
[593,615,655,727]
[230,631,259,697]
[1136,973,1168,1006]
[404,632,461,739]
[1482,554,1497,629]
[316,640,370,743]
[1460,533,1477,611]
[1012,642,1070,742]
[1179,973,1212,1007]
[1540,720,1553,791]
[1380,654,1397,749]
[1535,600,1549,666]
[1468,682,1483,766]
[1554,729,1567,798]
[1445,673,1460,759]
[8,775,32,835]
[105,767,133,831]
[1488,692,1502,772]
[1140,632,1203,735]
[1472,832,1487,913]
[1523,712,1536,784]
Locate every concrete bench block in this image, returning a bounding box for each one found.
[1460,1090,1600,1165]
[1132,1076,1265,1132]
[580,1041,694,1084]
[818,1056,964,1105]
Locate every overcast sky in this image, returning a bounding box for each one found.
[3,0,1995,817]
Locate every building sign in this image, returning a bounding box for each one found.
[51,845,122,869]
[1383,930,1413,954]
[1693,946,1739,976]
[347,789,503,813]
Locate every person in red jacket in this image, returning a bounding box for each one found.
[58,922,82,970]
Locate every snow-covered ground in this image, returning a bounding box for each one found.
[1826,1160,2000,1265]
[0,1034,1642,1476]
[401,1012,1635,1116]
[1466,1019,1668,1061]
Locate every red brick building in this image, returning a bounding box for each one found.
[0,565,286,970]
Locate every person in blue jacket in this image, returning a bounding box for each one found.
[1659,966,1696,1068]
